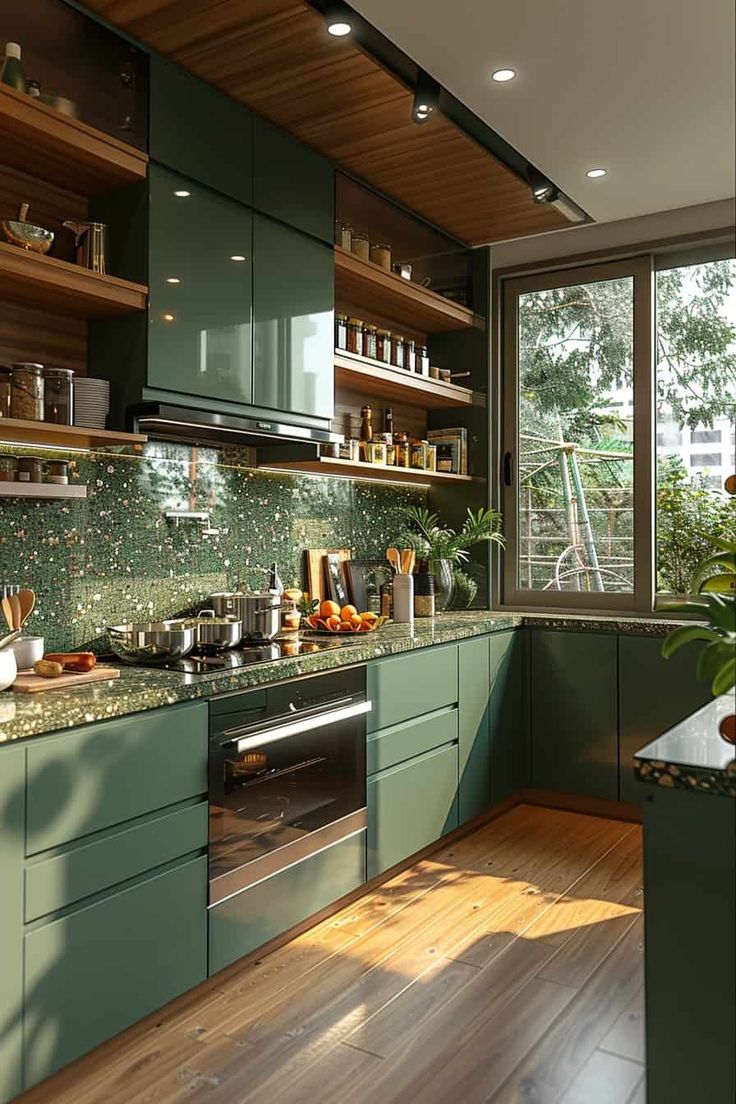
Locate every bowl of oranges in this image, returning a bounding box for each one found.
[302,601,386,634]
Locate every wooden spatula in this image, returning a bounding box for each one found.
[7,594,21,631]
[1,596,14,632]
[18,588,35,628]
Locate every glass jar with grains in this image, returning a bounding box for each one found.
[43,368,74,425]
[10,363,44,421]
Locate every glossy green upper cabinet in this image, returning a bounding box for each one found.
[148,165,254,406]
[530,630,618,801]
[618,635,710,804]
[253,115,334,244]
[149,55,254,204]
[253,214,334,420]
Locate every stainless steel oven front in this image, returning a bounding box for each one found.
[208,667,369,906]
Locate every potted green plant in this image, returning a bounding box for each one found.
[400,505,505,610]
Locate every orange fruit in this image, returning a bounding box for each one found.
[350,613,363,628]
[320,599,341,619]
[339,621,354,631]
[340,604,358,621]
[326,615,341,630]
[360,611,378,625]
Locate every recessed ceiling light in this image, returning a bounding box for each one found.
[586,168,607,178]
[166,277,181,284]
[325,4,351,35]
[230,255,247,262]
[162,313,175,322]
[173,190,190,197]
[327,19,351,35]
[492,68,516,82]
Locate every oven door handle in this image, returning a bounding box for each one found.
[225,699,372,752]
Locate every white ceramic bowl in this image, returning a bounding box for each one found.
[0,647,18,692]
[11,636,44,671]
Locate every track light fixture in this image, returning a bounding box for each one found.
[527,167,559,204]
[412,71,440,123]
[324,2,352,36]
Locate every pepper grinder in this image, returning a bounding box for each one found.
[392,572,414,626]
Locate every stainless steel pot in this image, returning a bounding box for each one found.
[188,610,242,652]
[107,620,196,664]
[210,591,285,643]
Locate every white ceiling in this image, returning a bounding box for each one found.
[352,0,736,232]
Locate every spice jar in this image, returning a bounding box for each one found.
[376,329,391,364]
[394,432,410,468]
[369,242,392,270]
[10,363,44,421]
[426,444,437,472]
[380,576,393,619]
[339,438,359,462]
[350,231,369,262]
[44,459,69,485]
[335,222,352,251]
[0,367,10,418]
[414,570,435,618]
[335,313,348,351]
[390,334,405,369]
[362,324,378,360]
[43,368,74,425]
[416,345,430,376]
[17,456,43,483]
[410,439,428,470]
[403,338,416,374]
[365,441,387,465]
[0,455,17,482]
[346,318,363,355]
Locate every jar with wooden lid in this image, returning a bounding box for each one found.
[10,363,44,421]
[335,313,348,350]
[414,569,435,618]
[43,368,74,425]
[394,432,410,468]
[369,242,392,270]
[0,367,11,418]
[376,329,391,364]
[362,324,378,360]
[17,456,43,483]
[350,231,369,261]
[403,339,416,374]
[390,334,405,369]
[346,318,363,355]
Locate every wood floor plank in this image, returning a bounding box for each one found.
[557,1049,644,1104]
[599,987,645,1063]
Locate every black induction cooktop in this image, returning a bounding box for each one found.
[124,637,349,675]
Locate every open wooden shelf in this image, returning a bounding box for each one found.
[0,418,146,451]
[335,350,475,409]
[335,247,477,333]
[0,242,147,318]
[0,84,148,195]
[260,456,482,486]
[0,481,87,500]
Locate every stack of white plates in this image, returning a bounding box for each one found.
[73,377,110,429]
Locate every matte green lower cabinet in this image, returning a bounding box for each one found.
[531,630,618,800]
[489,629,530,806]
[618,636,710,804]
[367,743,459,879]
[0,747,25,1103]
[458,635,491,824]
[24,856,207,1088]
[367,644,459,733]
[208,832,366,976]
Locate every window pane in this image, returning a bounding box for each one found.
[517,276,635,593]
[655,258,736,596]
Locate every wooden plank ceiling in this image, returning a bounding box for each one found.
[85,0,569,245]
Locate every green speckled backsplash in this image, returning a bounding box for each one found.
[0,441,424,651]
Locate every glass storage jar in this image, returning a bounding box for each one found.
[362,324,378,360]
[335,313,348,351]
[394,432,410,468]
[403,339,416,374]
[369,242,392,270]
[44,459,69,485]
[426,444,437,472]
[350,231,369,261]
[376,329,391,364]
[0,367,11,418]
[43,368,74,425]
[410,439,428,470]
[10,363,44,421]
[416,345,430,376]
[17,456,43,483]
[390,334,405,369]
[0,455,17,482]
[335,222,352,251]
[347,318,363,355]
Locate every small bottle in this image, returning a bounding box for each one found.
[359,404,373,462]
[383,407,394,437]
[267,562,283,597]
[1,43,27,93]
[392,573,414,626]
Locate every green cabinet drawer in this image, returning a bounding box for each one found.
[208,830,365,976]
[489,629,530,805]
[253,115,334,244]
[367,644,459,733]
[25,701,207,855]
[25,801,207,922]
[149,55,254,204]
[367,743,459,879]
[458,635,491,824]
[24,855,207,1087]
[618,635,710,804]
[530,630,618,800]
[367,706,458,776]
[0,747,24,1104]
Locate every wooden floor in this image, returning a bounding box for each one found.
[20,805,645,1104]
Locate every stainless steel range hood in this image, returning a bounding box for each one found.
[129,403,342,450]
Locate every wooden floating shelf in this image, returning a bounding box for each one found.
[0,418,147,451]
[0,242,148,318]
[0,482,87,500]
[335,350,475,409]
[334,247,477,334]
[261,457,482,486]
[0,83,148,195]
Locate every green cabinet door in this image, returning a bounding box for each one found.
[531,630,618,800]
[367,743,459,880]
[253,115,334,244]
[0,747,24,1104]
[458,635,491,825]
[148,164,254,407]
[252,213,334,420]
[24,856,207,1088]
[619,635,711,804]
[149,55,253,204]
[367,644,459,733]
[489,629,530,806]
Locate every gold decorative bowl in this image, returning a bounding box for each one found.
[2,218,54,254]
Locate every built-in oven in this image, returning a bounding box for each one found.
[208,666,369,906]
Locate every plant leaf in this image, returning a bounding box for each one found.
[700,574,736,594]
[696,640,736,683]
[706,595,736,632]
[659,599,709,616]
[712,657,736,697]
[661,624,720,658]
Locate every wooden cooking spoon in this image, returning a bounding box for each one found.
[7,593,21,631]
[18,588,36,628]
[1,596,14,632]
[386,547,402,574]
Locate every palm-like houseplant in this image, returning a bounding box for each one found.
[400,505,505,609]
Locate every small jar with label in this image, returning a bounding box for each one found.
[410,439,428,470]
[376,329,391,364]
[426,444,437,472]
[414,570,435,618]
[44,459,69,485]
[335,313,348,350]
[10,363,44,421]
[385,440,397,466]
[320,441,340,459]
[380,576,393,619]
[0,455,17,482]
[335,222,352,251]
[416,345,430,376]
[350,231,370,262]
[346,318,363,355]
[339,438,359,462]
[394,432,410,468]
[390,334,405,369]
[365,441,387,465]
[369,242,392,270]
[362,324,378,360]
[0,367,11,418]
[17,456,43,483]
[43,368,74,425]
[403,339,416,374]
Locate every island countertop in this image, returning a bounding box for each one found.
[635,695,736,798]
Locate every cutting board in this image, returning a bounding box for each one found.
[305,548,350,604]
[12,665,121,693]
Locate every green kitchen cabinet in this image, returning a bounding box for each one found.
[149,55,254,204]
[489,629,530,806]
[252,213,334,420]
[458,635,491,824]
[253,115,334,244]
[367,743,459,879]
[148,164,254,408]
[0,747,25,1104]
[367,706,458,776]
[24,856,207,1088]
[618,635,711,804]
[530,630,618,800]
[367,644,459,733]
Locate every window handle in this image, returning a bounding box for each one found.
[503,451,513,486]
